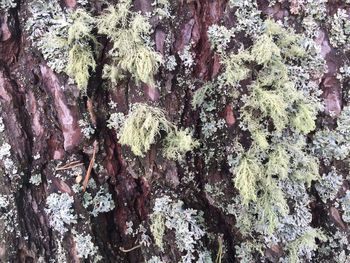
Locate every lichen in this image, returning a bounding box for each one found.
[149,195,210,262]
[0,0,16,12]
[162,129,199,161]
[328,9,350,50]
[119,103,197,159]
[119,103,172,156]
[45,193,77,235]
[97,2,162,86]
[73,232,100,260]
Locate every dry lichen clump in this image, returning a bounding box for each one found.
[97,1,162,86]
[118,103,197,159]
[216,20,325,259]
[26,2,96,91]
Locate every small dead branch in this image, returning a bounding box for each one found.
[119,244,141,253]
[56,161,83,171]
[82,140,98,192]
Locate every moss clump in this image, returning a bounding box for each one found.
[150,213,165,251]
[288,229,326,263]
[26,3,97,92]
[97,2,162,86]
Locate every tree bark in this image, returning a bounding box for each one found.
[0,0,349,263]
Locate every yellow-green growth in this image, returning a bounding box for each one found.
[150,213,165,251]
[257,176,289,235]
[251,129,269,150]
[96,1,131,33]
[163,129,199,161]
[119,104,172,157]
[221,50,251,87]
[266,146,290,179]
[251,87,288,133]
[66,44,96,89]
[97,4,162,86]
[226,19,321,238]
[233,148,262,205]
[66,9,96,91]
[192,83,213,109]
[251,34,281,65]
[292,102,317,134]
[288,229,326,263]
[293,156,319,187]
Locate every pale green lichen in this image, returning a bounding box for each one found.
[119,103,197,159]
[45,193,77,234]
[329,9,350,50]
[207,24,234,53]
[313,106,350,162]
[119,104,172,156]
[0,0,16,11]
[315,168,343,203]
[149,195,210,262]
[73,232,100,261]
[340,191,350,223]
[97,2,162,86]
[29,174,42,186]
[83,187,115,217]
[162,129,199,161]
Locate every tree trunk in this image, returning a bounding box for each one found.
[0,0,349,263]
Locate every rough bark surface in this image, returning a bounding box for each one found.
[0,0,350,263]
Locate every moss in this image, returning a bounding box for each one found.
[257,176,288,235]
[251,34,281,65]
[225,20,322,240]
[250,86,288,133]
[221,51,251,87]
[119,104,197,159]
[266,145,290,179]
[27,3,97,91]
[251,130,269,150]
[66,9,97,91]
[66,44,96,90]
[292,102,317,134]
[192,83,213,109]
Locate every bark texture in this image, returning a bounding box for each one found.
[0,0,349,263]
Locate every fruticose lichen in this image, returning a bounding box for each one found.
[119,103,197,159]
[97,1,162,86]
[27,2,96,91]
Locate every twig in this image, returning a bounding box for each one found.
[215,234,223,263]
[119,244,141,253]
[56,161,83,171]
[82,140,98,192]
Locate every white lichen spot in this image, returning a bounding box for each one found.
[45,193,77,234]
